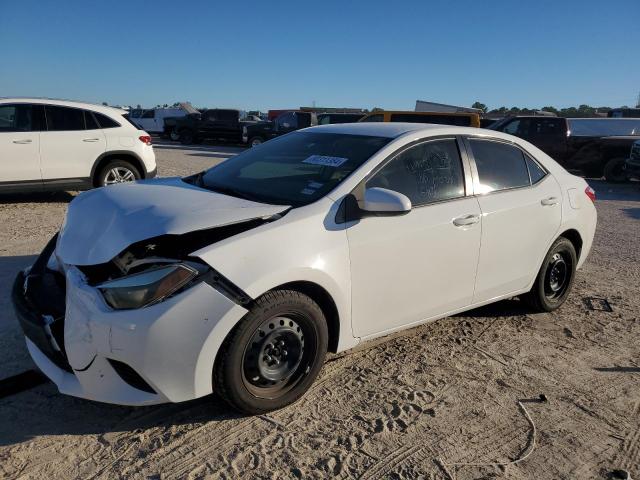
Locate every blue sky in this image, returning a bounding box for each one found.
[1,1,639,111]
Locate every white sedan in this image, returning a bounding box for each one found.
[13,123,597,414]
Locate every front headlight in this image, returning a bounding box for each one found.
[98,264,198,310]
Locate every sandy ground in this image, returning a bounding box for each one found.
[0,141,638,479]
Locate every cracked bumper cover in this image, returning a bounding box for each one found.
[13,244,248,406]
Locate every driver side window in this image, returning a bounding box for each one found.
[366,139,466,207]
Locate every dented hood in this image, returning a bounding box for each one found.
[57,177,288,265]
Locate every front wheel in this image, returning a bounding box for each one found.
[521,237,577,312]
[214,290,328,414]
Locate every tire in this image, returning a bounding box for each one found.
[521,237,577,312]
[249,136,264,147]
[214,290,328,414]
[180,129,194,145]
[97,160,141,187]
[603,157,627,183]
[169,129,180,142]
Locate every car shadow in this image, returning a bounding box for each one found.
[622,208,640,220]
[453,298,531,318]
[0,387,241,446]
[0,191,76,204]
[589,180,640,202]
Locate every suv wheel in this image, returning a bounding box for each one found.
[98,160,141,187]
[214,290,328,414]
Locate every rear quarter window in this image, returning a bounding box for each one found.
[94,112,123,129]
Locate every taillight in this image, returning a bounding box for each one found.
[585,186,596,203]
[139,135,152,146]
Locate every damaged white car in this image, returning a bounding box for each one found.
[13,123,597,414]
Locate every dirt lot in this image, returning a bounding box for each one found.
[0,141,638,479]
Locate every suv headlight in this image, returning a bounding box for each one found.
[98,264,198,310]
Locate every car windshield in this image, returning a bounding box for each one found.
[195,132,392,206]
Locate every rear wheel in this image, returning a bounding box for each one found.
[180,129,194,145]
[214,290,328,414]
[603,157,627,183]
[521,237,577,312]
[97,160,141,187]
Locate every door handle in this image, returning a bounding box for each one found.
[541,196,559,206]
[83,138,100,142]
[453,214,480,227]
[12,139,32,144]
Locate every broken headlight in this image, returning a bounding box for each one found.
[98,264,198,310]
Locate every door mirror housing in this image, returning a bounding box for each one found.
[362,187,412,215]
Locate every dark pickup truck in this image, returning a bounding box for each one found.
[242,111,364,147]
[171,108,259,145]
[242,111,317,147]
[489,116,640,181]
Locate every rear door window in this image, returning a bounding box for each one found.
[468,139,531,193]
[366,139,465,206]
[45,106,85,131]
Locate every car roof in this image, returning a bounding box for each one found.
[304,122,489,138]
[0,97,127,115]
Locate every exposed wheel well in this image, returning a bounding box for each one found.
[273,281,340,353]
[559,229,583,261]
[92,154,145,187]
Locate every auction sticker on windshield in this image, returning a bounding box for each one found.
[302,155,348,167]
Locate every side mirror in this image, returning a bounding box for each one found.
[362,187,411,215]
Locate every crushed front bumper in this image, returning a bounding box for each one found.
[13,236,248,406]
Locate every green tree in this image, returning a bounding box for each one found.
[471,101,487,113]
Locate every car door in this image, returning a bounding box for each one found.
[0,103,43,188]
[347,138,482,338]
[464,137,562,303]
[40,106,106,182]
[200,110,220,138]
[528,118,567,161]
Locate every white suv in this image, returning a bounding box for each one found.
[0,98,157,192]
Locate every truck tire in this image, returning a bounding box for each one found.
[603,157,627,183]
[180,129,194,145]
[249,136,264,147]
[170,129,180,141]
